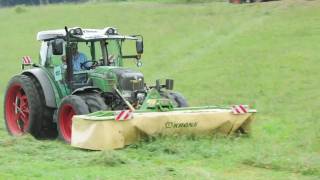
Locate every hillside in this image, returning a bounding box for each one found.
[0,0,319,179]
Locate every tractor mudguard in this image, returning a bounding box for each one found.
[22,68,57,108]
[71,86,101,95]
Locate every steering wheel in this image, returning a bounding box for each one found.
[80,60,99,70]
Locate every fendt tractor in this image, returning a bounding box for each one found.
[4,27,256,149]
[4,27,188,143]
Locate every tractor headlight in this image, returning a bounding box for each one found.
[69,27,83,36]
[104,27,118,35]
[136,93,145,103]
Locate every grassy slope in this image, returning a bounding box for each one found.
[0,0,319,179]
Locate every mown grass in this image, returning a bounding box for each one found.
[0,0,319,179]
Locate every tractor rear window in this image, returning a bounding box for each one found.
[77,42,93,60]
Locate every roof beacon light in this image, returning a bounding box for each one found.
[69,27,83,36]
[104,27,118,35]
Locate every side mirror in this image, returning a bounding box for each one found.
[52,39,64,55]
[136,40,143,54]
[166,79,174,90]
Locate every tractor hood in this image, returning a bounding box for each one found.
[89,66,144,92]
[112,68,144,91]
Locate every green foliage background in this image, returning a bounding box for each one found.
[0,0,319,179]
[0,0,223,7]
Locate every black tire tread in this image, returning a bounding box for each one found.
[79,93,108,113]
[169,92,189,107]
[29,75,57,139]
[4,75,55,139]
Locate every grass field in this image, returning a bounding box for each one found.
[0,0,319,179]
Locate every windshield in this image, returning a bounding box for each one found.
[46,38,133,71]
[76,39,123,66]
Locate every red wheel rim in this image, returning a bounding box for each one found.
[5,84,30,135]
[59,104,75,143]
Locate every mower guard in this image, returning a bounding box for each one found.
[71,107,256,150]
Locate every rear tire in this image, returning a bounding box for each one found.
[4,75,57,139]
[30,75,57,139]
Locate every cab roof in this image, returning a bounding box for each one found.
[37,27,138,41]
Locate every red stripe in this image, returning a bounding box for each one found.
[22,56,31,64]
[123,111,131,120]
[116,111,125,121]
[232,106,236,113]
[233,106,241,114]
[232,106,237,114]
[239,105,247,113]
[27,56,31,63]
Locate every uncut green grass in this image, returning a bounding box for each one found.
[0,0,319,179]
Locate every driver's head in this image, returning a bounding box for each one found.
[70,43,78,55]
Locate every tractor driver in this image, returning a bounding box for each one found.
[70,43,88,71]
[62,43,88,71]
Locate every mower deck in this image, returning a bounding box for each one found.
[71,107,256,150]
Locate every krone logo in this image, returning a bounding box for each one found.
[165,121,198,129]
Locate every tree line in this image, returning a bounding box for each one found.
[0,0,84,6]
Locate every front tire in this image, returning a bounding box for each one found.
[169,92,189,107]
[80,93,109,112]
[57,95,89,143]
[57,93,108,143]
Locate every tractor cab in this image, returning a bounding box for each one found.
[37,27,144,90]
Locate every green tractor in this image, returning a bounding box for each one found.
[4,26,188,143]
